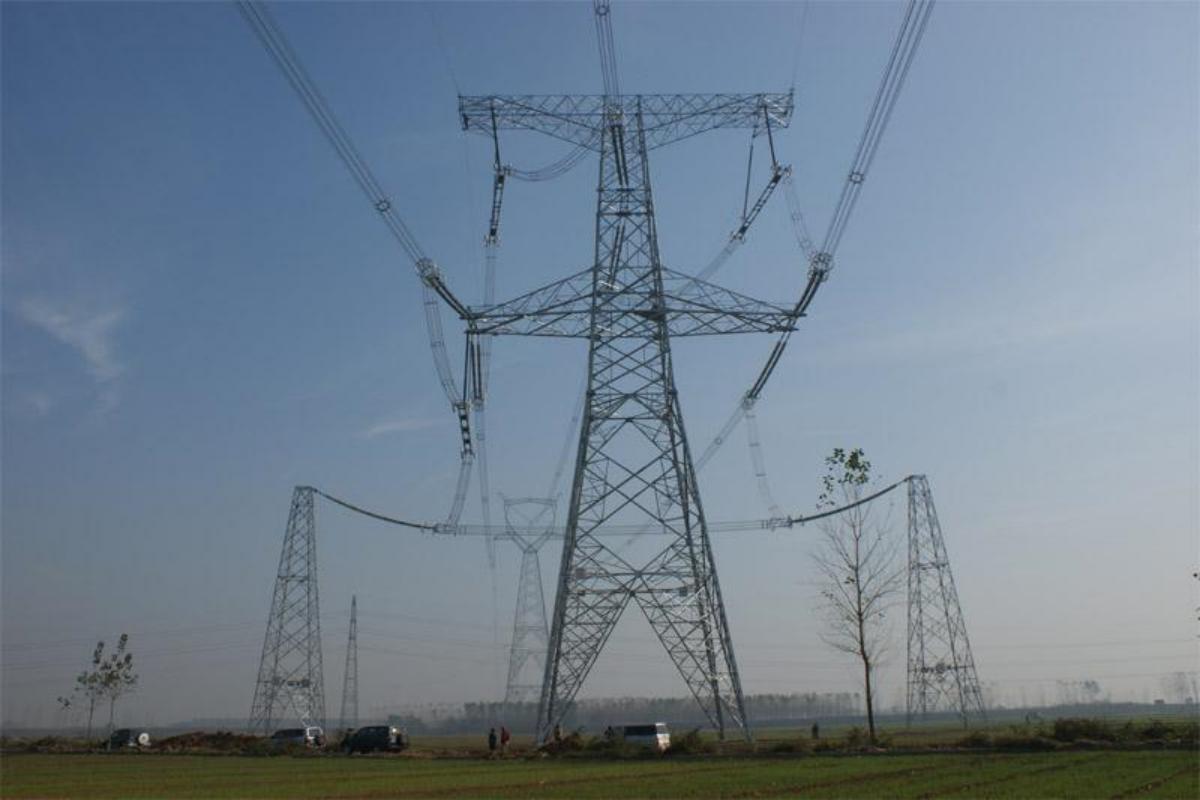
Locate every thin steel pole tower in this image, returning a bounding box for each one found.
[906,475,986,726]
[459,2,795,743]
[249,486,326,733]
[339,595,359,732]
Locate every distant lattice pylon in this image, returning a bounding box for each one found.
[249,486,326,733]
[906,475,986,726]
[500,498,556,705]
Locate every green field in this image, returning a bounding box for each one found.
[2,751,1196,799]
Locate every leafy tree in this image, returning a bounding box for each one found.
[72,641,108,739]
[70,635,139,744]
[98,633,138,747]
[811,448,902,743]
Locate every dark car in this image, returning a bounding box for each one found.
[107,728,150,749]
[343,725,408,754]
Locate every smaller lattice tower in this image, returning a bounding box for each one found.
[249,486,326,733]
[339,595,359,731]
[906,475,986,726]
[501,498,556,706]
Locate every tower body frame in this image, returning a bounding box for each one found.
[249,486,326,733]
[530,100,754,743]
[500,498,557,706]
[906,475,986,726]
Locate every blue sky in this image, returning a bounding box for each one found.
[2,1,1197,728]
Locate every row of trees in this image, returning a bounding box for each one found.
[58,633,138,742]
[393,691,865,735]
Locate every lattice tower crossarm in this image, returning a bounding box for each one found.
[463,89,794,744]
[460,94,793,151]
[249,486,326,733]
[339,595,359,732]
[906,475,986,726]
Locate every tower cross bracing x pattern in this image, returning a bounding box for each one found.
[460,86,794,743]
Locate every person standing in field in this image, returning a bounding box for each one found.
[487,727,497,757]
[499,725,511,754]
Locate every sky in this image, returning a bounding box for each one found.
[2,1,1197,730]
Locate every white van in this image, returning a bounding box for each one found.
[621,723,670,752]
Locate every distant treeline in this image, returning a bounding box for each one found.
[388,692,862,734]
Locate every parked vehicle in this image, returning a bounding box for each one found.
[269,726,325,749]
[107,728,151,749]
[343,725,409,754]
[620,723,670,752]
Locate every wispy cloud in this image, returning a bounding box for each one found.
[361,416,441,439]
[25,391,54,417]
[17,297,126,411]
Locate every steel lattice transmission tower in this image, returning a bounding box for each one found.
[906,475,986,726]
[249,486,326,733]
[237,0,938,744]
[500,499,556,705]
[460,21,795,741]
[339,595,359,731]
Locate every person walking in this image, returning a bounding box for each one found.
[499,725,511,754]
[811,721,820,740]
[488,727,498,757]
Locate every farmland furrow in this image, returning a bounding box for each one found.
[915,754,1102,799]
[333,762,708,798]
[1108,764,1200,799]
[727,761,948,798]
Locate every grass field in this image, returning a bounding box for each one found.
[2,750,1196,799]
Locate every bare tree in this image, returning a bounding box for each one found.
[812,448,902,743]
[1080,679,1103,704]
[1161,671,1198,704]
